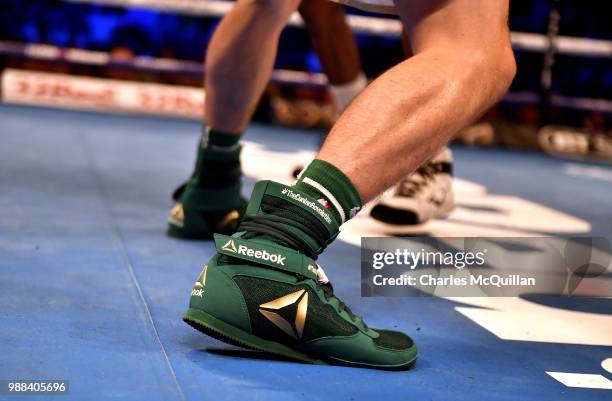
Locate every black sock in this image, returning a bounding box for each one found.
[193,127,242,188]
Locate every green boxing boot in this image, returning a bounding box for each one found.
[167,180,246,239]
[184,179,418,369]
[168,129,247,239]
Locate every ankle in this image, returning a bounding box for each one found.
[237,168,361,259]
[193,126,242,188]
[294,159,362,226]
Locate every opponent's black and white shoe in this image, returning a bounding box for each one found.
[370,147,454,225]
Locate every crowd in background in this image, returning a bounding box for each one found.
[1,0,610,136]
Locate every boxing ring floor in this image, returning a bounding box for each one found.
[1,104,611,400]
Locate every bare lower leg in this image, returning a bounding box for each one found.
[400,27,413,58]
[204,0,300,133]
[298,0,362,85]
[299,0,366,113]
[317,0,516,201]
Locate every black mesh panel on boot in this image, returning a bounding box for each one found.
[373,329,414,350]
[233,276,357,343]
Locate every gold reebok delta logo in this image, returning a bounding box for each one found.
[194,266,208,288]
[221,239,238,253]
[169,203,185,227]
[259,289,308,339]
[191,265,208,298]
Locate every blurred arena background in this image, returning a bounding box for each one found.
[1,2,611,399]
[0,0,610,160]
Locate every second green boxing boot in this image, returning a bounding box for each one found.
[167,128,247,239]
[167,180,247,239]
[184,179,418,369]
